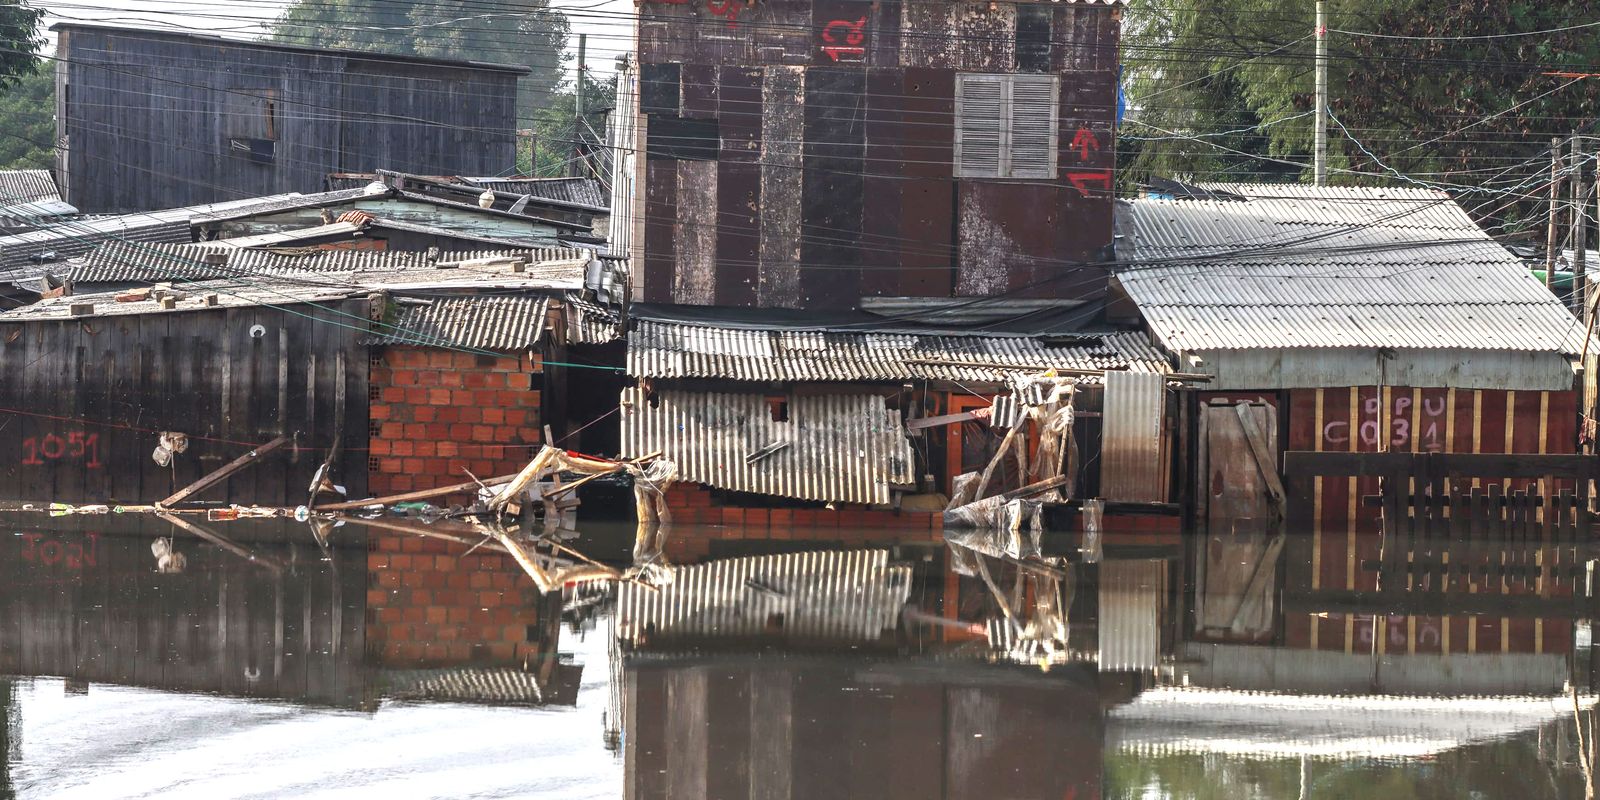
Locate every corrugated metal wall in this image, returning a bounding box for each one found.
[620,387,915,504]
[1097,559,1166,672]
[608,60,640,261]
[1100,371,1167,502]
[615,549,912,643]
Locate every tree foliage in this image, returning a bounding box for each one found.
[0,68,53,172]
[1120,0,1600,234]
[0,0,42,92]
[270,0,570,133]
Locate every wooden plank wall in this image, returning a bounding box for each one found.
[0,301,369,506]
[58,27,520,214]
[1280,386,1581,657]
[0,517,366,707]
[634,1,1119,308]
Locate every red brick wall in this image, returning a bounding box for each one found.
[365,534,558,666]
[368,347,544,495]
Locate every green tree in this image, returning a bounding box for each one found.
[270,0,569,135]
[0,0,42,92]
[1120,0,1600,235]
[0,69,55,172]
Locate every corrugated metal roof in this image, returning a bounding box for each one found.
[464,177,608,210]
[620,387,916,505]
[0,169,61,204]
[0,193,315,281]
[615,549,913,645]
[1117,185,1586,353]
[0,279,360,320]
[628,319,1169,383]
[563,294,622,344]
[73,240,549,283]
[326,174,608,211]
[187,188,376,223]
[367,295,549,350]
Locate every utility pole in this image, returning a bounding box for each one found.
[1549,137,1565,290]
[1576,137,1589,317]
[1313,0,1328,186]
[571,33,587,179]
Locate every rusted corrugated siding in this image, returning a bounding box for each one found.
[616,549,913,644]
[1100,371,1167,503]
[620,387,915,504]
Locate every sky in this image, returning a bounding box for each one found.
[31,0,633,78]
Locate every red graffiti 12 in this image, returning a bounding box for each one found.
[1065,171,1112,198]
[1071,127,1100,161]
[820,16,868,62]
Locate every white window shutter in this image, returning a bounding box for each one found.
[955,74,1004,178]
[1007,75,1058,179]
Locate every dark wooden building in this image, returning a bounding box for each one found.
[53,24,528,214]
[616,0,1121,310]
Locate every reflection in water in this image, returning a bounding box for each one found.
[1,514,1598,798]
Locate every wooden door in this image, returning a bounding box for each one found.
[1194,401,1282,641]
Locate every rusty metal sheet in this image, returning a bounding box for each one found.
[715,161,760,306]
[673,159,718,305]
[619,387,916,504]
[717,65,763,161]
[1100,371,1166,503]
[642,157,678,303]
[757,66,805,308]
[680,63,719,119]
[861,68,904,299]
[798,68,866,308]
[616,549,913,644]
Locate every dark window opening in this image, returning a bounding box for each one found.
[767,396,789,422]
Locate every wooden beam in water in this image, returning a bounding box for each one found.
[313,473,520,511]
[158,434,295,508]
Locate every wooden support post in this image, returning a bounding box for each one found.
[158,434,294,508]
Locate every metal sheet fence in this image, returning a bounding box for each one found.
[1100,371,1166,503]
[616,549,912,644]
[620,388,915,504]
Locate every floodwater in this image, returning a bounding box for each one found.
[0,512,1596,799]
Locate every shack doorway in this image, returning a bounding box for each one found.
[1194,400,1281,642]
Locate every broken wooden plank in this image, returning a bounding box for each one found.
[906,410,984,431]
[1233,403,1286,519]
[158,434,295,508]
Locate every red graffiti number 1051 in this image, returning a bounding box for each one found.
[23,432,103,469]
